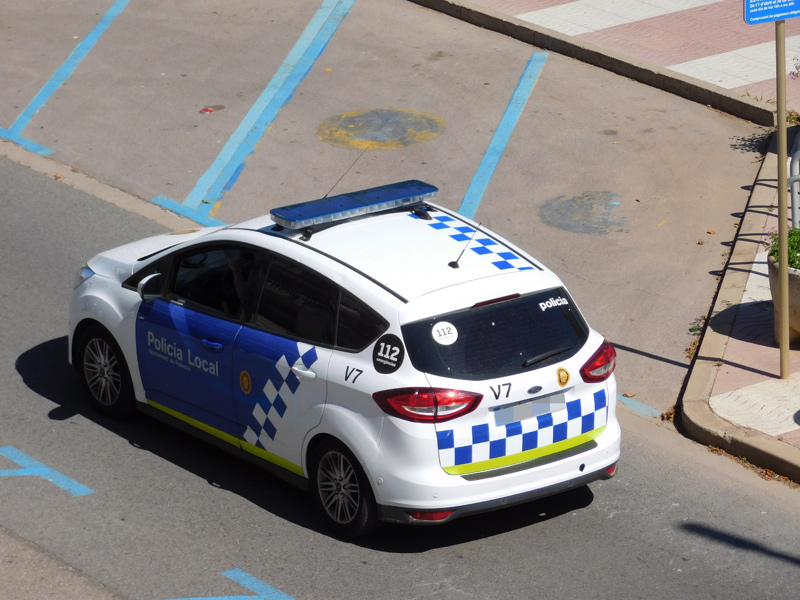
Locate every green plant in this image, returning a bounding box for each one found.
[769,227,800,269]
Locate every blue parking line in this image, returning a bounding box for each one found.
[617,395,662,419]
[0,446,93,497]
[167,569,295,600]
[0,0,130,156]
[458,50,548,220]
[152,0,356,227]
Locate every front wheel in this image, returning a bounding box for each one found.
[311,440,378,538]
[78,324,136,418]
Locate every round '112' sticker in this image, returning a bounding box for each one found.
[373,334,405,374]
[431,321,458,346]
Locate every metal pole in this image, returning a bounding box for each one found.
[776,20,790,379]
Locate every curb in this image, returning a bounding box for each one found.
[410,0,777,127]
[0,525,123,600]
[0,140,195,231]
[680,130,800,483]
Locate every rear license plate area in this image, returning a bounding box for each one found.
[492,392,566,425]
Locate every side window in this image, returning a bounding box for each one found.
[256,257,337,345]
[336,290,387,351]
[168,246,257,319]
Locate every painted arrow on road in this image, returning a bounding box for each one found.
[166,569,295,600]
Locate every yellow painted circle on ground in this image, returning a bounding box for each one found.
[316,108,446,149]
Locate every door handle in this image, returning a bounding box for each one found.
[292,366,316,380]
[201,339,224,352]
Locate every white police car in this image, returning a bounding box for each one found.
[69,181,620,537]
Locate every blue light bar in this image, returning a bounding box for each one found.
[270,180,438,229]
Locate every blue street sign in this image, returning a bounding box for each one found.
[744,0,800,24]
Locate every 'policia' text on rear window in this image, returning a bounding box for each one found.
[401,288,589,380]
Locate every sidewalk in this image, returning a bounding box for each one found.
[681,131,800,483]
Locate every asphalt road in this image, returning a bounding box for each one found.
[2,1,799,598]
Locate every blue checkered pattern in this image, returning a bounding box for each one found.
[410,213,534,271]
[244,342,317,448]
[437,389,608,469]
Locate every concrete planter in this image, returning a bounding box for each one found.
[767,255,800,343]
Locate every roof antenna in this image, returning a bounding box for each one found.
[323,140,374,199]
[448,223,481,269]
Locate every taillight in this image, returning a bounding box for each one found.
[408,510,455,522]
[580,340,616,383]
[372,388,482,423]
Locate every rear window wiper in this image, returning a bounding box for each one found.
[521,345,573,369]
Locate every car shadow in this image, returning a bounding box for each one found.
[362,485,595,552]
[15,337,320,530]
[16,336,600,548]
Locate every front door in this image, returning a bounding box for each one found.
[136,245,258,439]
[137,300,240,434]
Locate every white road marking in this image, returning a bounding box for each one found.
[669,35,800,88]
[516,0,725,36]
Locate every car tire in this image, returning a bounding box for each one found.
[311,440,379,538]
[78,324,136,418]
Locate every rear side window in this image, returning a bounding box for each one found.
[401,288,588,380]
[256,256,337,344]
[254,256,387,350]
[337,290,387,351]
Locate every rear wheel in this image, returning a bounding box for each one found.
[311,440,378,538]
[78,325,136,418]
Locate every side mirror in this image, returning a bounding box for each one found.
[137,273,162,302]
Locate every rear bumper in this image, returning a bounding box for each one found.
[378,455,617,525]
[369,414,621,524]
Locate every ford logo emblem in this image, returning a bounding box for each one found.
[527,386,542,395]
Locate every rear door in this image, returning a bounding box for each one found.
[232,255,335,473]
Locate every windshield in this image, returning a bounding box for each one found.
[402,288,589,380]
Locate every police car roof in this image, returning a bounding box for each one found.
[236,204,549,302]
[304,207,551,301]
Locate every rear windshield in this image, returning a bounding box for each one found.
[401,288,589,380]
